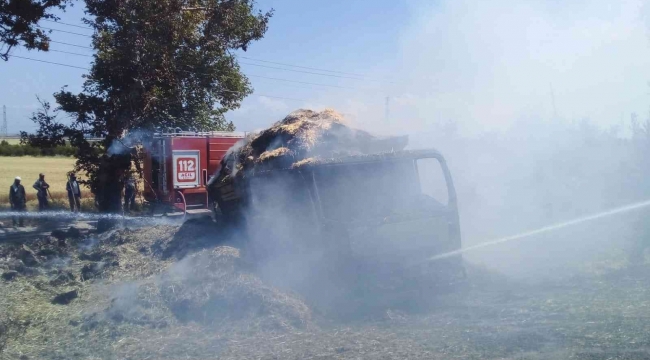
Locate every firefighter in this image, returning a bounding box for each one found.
[33,173,50,211]
[9,176,26,227]
[66,174,82,212]
[124,176,136,212]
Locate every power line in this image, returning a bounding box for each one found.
[45,40,391,87]
[239,55,397,84]
[255,94,307,102]
[10,56,306,102]
[39,26,93,38]
[176,65,371,92]
[49,49,93,57]
[16,50,375,96]
[13,53,353,92]
[39,20,392,83]
[240,61,383,82]
[249,80,324,92]
[41,19,92,30]
[247,74,363,90]
[49,40,92,49]
[238,55,369,78]
[9,55,90,70]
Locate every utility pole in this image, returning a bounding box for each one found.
[1,105,7,138]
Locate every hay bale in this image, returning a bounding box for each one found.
[218,109,407,179]
[257,146,293,163]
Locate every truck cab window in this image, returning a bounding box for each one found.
[416,158,449,206]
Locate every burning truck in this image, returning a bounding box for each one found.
[142,109,463,294]
[206,109,464,292]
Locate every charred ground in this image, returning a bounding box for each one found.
[0,220,649,360]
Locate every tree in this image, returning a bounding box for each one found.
[20,96,68,147]
[26,0,272,212]
[0,0,72,61]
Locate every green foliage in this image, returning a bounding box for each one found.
[24,0,272,211]
[20,97,68,148]
[0,141,76,157]
[15,98,78,156]
[57,0,271,135]
[0,0,72,61]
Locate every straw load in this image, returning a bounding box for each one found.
[217,109,408,179]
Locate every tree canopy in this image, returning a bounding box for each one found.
[57,0,272,137]
[0,0,72,61]
[21,0,272,211]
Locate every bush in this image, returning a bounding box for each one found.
[0,142,77,157]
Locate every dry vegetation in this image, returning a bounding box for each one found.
[0,157,91,208]
[1,220,650,360]
[0,222,314,359]
[0,138,20,145]
[220,109,406,177]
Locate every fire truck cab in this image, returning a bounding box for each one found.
[143,130,245,214]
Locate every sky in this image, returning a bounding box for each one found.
[0,0,649,136]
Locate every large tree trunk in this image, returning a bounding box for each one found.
[95,153,132,213]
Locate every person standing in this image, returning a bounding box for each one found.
[33,173,50,211]
[123,176,136,212]
[9,176,26,227]
[66,174,82,212]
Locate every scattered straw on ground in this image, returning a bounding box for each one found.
[3,221,650,359]
[0,223,314,359]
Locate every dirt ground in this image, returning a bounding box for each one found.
[1,218,649,360]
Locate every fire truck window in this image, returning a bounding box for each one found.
[416,158,448,206]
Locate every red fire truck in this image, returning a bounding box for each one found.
[143,130,246,215]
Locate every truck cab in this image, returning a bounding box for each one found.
[210,149,463,289]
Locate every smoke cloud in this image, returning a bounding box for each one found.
[247,0,650,280]
[342,0,650,135]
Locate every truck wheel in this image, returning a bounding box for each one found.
[175,190,187,220]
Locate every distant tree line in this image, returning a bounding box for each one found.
[0,140,76,157]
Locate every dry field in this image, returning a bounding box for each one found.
[0,156,90,209]
[0,138,21,145]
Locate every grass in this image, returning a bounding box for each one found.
[0,156,90,209]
